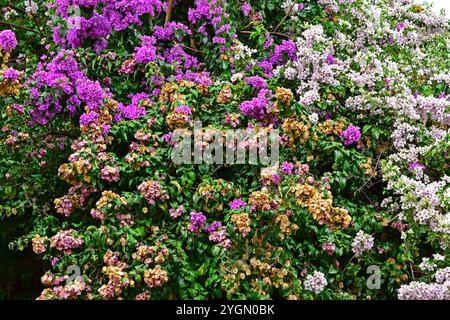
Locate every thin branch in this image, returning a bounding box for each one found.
[180,44,203,53]
[270,31,292,39]
[272,4,294,33]
[165,0,174,23]
[0,20,41,34]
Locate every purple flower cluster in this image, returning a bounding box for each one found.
[163,132,175,146]
[2,68,20,81]
[134,36,160,64]
[190,211,206,233]
[229,198,247,210]
[174,105,192,115]
[0,30,17,52]
[326,54,336,65]
[339,125,361,146]
[204,221,222,234]
[28,50,108,125]
[154,22,191,41]
[52,0,163,50]
[280,161,294,175]
[188,0,236,53]
[133,32,208,87]
[118,93,150,120]
[79,111,99,126]
[269,40,297,66]
[245,76,267,91]
[240,2,252,17]
[257,39,298,77]
[396,23,407,32]
[164,45,200,75]
[409,162,426,172]
[76,79,106,108]
[240,89,276,122]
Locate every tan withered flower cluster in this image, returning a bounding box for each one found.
[58,163,77,184]
[197,179,233,200]
[159,82,180,104]
[217,85,232,104]
[221,253,293,297]
[54,194,80,217]
[59,98,117,185]
[99,265,132,299]
[159,81,195,104]
[80,99,118,139]
[275,214,299,236]
[282,116,310,145]
[0,72,21,97]
[359,157,377,178]
[275,87,293,106]
[143,265,168,288]
[231,212,251,237]
[103,249,128,269]
[197,82,209,95]
[165,108,191,129]
[249,258,289,290]
[31,234,48,255]
[0,52,21,97]
[58,158,92,184]
[248,190,272,212]
[132,243,169,265]
[125,125,158,169]
[289,184,351,229]
[196,178,235,212]
[317,119,345,136]
[95,191,128,210]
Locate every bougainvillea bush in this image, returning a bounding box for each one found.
[0,0,449,300]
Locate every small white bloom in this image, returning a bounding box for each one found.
[4,9,18,20]
[419,258,436,272]
[24,1,39,15]
[230,72,244,83]
[308,112,319,124]
[304,271,327,294]
[433,254,445,261]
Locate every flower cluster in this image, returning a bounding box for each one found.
[231,212,251,237]
[289,182,351,229]
[137,180,168,205]
[303,271,328,294]
[51,0,163,50]
[0,30,17,52]
[190,211,207,233]
[351,231,374,258]
[50,229,83,255]
[143,265,168,288]
[339,125,361,146]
